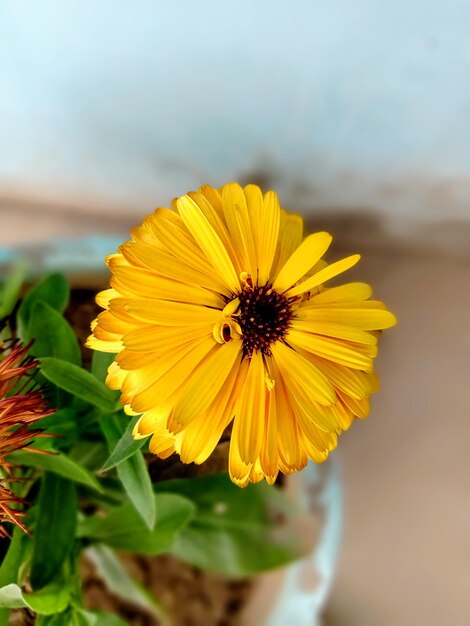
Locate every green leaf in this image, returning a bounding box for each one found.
[40,358,119,412]
[68,440,108,473]
[101,416,146,471]
[17,273,69,338]
[158,473,312,576]
[8,450,102,492]
[0,262,27,319]
[0,582,70,614]
[28,301,81,365]
[31,473,77,589]
[37,407,79,440]
[36,611,73,626]
[100,416,154,528]
[0,527,27,587]
[85,545,168,624]
[77,493,195,555]
[72,609,128,626]
[91,351,116,383]
[0,584,27,609]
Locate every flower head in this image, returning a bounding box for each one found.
[0,340,53,534]
[87,183,396,486]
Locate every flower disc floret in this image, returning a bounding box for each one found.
[234,284,292,357]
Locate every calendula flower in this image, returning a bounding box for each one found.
[87,183,396,486]
[0,340,53,534]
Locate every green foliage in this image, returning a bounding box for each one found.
[77,493,195,554]
[71,609,129,626]
[28,301,81,365]
[85,545,168,624]
[101,416,146,471]
[0,528,27,589]
[17,273,69,339]
[40,358,119,412]
[30,473,77,589]
[158,473,310,576]
[36,609,130,626]
[0,582,70,614]
[100,415,155,528]
[0,262,27,319]
[91,350,116,382]
[9,450,102,492]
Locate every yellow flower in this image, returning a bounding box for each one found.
[87,183,396,487]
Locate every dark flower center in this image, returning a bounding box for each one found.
[237,284,292,357]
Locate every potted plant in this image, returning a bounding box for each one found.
[0,182,396,625]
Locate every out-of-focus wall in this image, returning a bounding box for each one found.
[1,0,470,239]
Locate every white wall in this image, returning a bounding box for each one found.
[1,1,470,227]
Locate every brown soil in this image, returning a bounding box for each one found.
[83,554,251,626]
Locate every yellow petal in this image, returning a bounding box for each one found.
[287,328,373,371]
[179,358,247,464]
[123,324,211,353]
[150,208,227,284]
[367,371,380,393]
[292,319,378,345]
[331,400,356,432]
[134,405,172,437]
[286,254,361,297]
[298,430,330,463]
[337,390,370,419]
[148,206,182,229]
[199,184,224,216]
[85,334,123,353]
[291,394,338,453]
[311,282,372,304]
[260,380,279,483]
[123,299,221,326]
[222,183,257,278]
[188,191,239,272]
[106,361,125,390]
[243,184,263,228]
[271,341,336,407]
[298,307,397,330]
[96,310,134,335]
[273,232,332,293]
[272,210,304,277]
[177,195,240,293]
[147,417,178,458]
[248,460,266,484]
[172,340,242,427]
[121,241,229,295]
[271,367,307,473]
[96,288,119,309]
[116,349,164,370]
[121,336,212,399]
[111,266,223,308]
[91,324,119,342]
[272,346,339,435]
[233,351,266,464]
[304,299,388,310]
[229,433,252,487]
[130,337,214,412]
[307,355,373,399]
[256,190,281,284]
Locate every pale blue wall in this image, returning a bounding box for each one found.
[1,1,469,221]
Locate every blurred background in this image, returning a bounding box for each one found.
[1,2,469,625]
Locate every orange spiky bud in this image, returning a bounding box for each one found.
[0,339,54,535]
